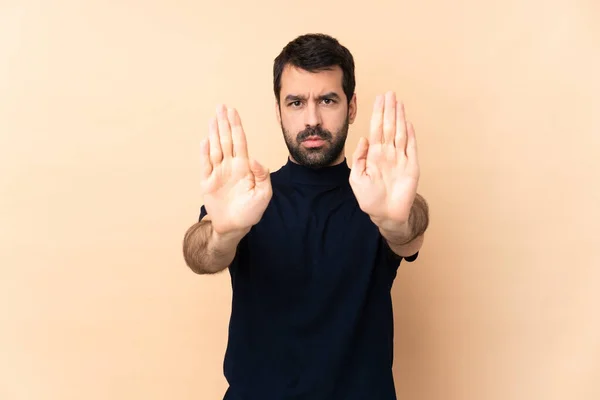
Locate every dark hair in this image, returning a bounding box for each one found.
[273,33,355,105]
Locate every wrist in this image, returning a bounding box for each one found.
[371,215,408,232]
[211,225,251,244]
[376,220,414,246]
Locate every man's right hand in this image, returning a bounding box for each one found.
[199,104,273,237]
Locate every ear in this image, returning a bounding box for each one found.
[348,93,357,124]
[275,100,282,125]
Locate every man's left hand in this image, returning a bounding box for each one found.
[349,91,420,233]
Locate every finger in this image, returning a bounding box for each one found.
[369,95,384,144]
[249,158,270,184]
[350,137,369,178]
[228,107,248,159]
[208,116,223,165]
[216,104,233,158]
[382,91,396,144]
[394,101,408,156]
[406,121,419,164]
[199,137,212,180]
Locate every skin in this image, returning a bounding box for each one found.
[275,64,357,169]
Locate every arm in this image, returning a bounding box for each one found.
[349,92,428,260]
[184,104,271,274]
[182,215,249,274]
[377,193,429,258]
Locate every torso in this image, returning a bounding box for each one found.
[203,159,411,400]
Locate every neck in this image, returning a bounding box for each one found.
[284,156,350,186]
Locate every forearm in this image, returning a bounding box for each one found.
[182,219,248,274]
[377,193,430,257]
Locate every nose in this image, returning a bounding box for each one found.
[304,101,322,127]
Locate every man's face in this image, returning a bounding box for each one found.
[276,65,357,168]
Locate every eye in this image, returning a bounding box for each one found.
[322,98,335,105]
[288,100,302,107]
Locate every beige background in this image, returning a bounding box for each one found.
[2,0,599,399]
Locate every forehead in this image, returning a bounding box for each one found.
[280,64,344,98]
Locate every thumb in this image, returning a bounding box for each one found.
[250,158,270,183]
[351,137,369,178]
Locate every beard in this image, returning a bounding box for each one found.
[281,115,350,169]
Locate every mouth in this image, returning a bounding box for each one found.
[302,136,327,148]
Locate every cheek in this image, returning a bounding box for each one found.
[281,113,302,131]
[324,112,348,131]
[282,110,300,123]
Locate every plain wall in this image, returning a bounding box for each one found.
[1,0,599,399]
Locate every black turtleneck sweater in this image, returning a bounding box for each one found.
[199,158,418,400]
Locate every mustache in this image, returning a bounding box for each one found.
[296,126,332,143]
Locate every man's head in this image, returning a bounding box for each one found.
[273,33,357,168]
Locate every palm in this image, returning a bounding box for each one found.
[349,92,420,225]
[199,105,272,235]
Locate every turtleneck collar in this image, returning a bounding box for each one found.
[283,157,351,186]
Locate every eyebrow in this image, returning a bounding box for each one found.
[284,92,342,102]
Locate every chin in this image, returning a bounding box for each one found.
[297,149,341,168]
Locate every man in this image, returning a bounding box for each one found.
[182,33,429,400]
